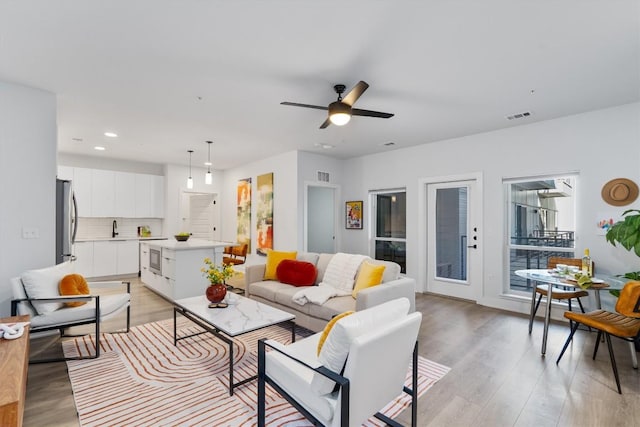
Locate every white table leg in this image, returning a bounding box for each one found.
[629,342,638,369]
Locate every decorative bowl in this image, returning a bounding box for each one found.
[174,234,190,242]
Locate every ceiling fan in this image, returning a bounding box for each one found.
[281,81,394,129]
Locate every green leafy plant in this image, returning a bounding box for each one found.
[605,209,640,257]
[201,258,235,284]
[605,210,640,297]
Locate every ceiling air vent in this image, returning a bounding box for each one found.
[506,111,532,121]
[317,171,330,183]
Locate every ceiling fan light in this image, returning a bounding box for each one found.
[328,101,352,126]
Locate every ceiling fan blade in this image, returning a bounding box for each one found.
[319,117,332,129]
[342,81,369,106]
[352,108,394,119]
[280,102,328,111]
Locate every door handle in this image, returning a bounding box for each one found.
[467,244,477,249]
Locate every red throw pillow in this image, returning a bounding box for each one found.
[276,259,317,287]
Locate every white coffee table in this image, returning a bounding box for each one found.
[173,293,295,395]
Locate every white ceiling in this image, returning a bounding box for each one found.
[1,1,638,170]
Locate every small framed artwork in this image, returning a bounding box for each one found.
[345,200,363,229]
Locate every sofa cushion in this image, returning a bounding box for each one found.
[297,252,320,266]
[317,311,354,355]
[315,254,334,284]
[59,274,90,307]
[30,293,130,328]
[250,280,295,302]
[306,295,355,322]
[264,250,297,280]
[311,298,411,395]
[320,253,367,293]
[363,258,401,282]
[265,334,335,423]
[351,261,385,297]
[21,262,74,315]
[277,259,317,287]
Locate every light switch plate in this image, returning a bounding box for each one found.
[22,227,40,239]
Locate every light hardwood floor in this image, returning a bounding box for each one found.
[24,279,640,426]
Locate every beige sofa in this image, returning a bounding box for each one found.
[245,253,416,332]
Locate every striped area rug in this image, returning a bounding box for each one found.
[63,319,449,427]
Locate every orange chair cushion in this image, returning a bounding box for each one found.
[535,285,588,300]
[564,310,640,338]
[615,281,640,318]
[59,274,90,307]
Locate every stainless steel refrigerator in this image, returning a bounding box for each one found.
[56,179,78,264]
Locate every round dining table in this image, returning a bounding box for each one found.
[515,269,631,358]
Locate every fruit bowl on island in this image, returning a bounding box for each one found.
[175,233,190,242]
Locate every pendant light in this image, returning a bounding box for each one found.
[187,149,194,189]
[205,141,213,185]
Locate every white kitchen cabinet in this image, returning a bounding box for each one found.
[141,241,225,300]
[134,174,152,218]
[116,240,139,275]
[72,241,94,277]
[57,166,73,181]
[91,170,115,217]
[151,175,165,217]
[64,167,164,219]
[115,172,136,217]
[93,241,118,277]
[73,168,93,217]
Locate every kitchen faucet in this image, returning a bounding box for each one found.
[112,219,118,238]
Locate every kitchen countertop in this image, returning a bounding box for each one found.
[75,237,169,242]
[145,238,232,250]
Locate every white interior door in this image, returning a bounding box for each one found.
[426,179,481,301]
[306,185,336,253]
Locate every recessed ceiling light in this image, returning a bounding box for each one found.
[72,137,83,143]
[104,132,118,138]
[314,143,334,149]
[94,146,106,151]
[383,142,395,146]
[204,161,212,166]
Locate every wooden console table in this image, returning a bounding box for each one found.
[0,315,30,427]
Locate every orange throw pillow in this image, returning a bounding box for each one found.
[59,274,90,307]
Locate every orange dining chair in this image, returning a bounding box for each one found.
[556,280,640,394]
[223,243,248,266]
[528,257,591,333]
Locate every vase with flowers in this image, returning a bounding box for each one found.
[201,258,235,303]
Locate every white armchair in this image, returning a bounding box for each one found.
[257,298,421,427]
[10,261,131,363]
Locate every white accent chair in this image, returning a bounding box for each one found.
[257,298,422,427]
[10,262,131,363]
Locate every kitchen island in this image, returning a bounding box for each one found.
[140,238,232,301]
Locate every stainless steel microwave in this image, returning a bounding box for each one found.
[149,247,162,275]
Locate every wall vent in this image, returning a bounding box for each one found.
[506,111,532,121]
[317,171,330,183]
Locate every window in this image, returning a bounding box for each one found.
[371,190,406,273]
[506,176,576,293]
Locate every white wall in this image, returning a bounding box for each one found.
[340,102,640,314]
[0,81,57,316]
[221,151,299,252]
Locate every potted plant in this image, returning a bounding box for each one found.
[605,209,640,350]
[605,209,640,293]
[201,258,235,303]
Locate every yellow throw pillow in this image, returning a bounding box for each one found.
[317,311,354,356]
[263,250,297,280]
[59,274,90,307]
[352,261,386,298]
